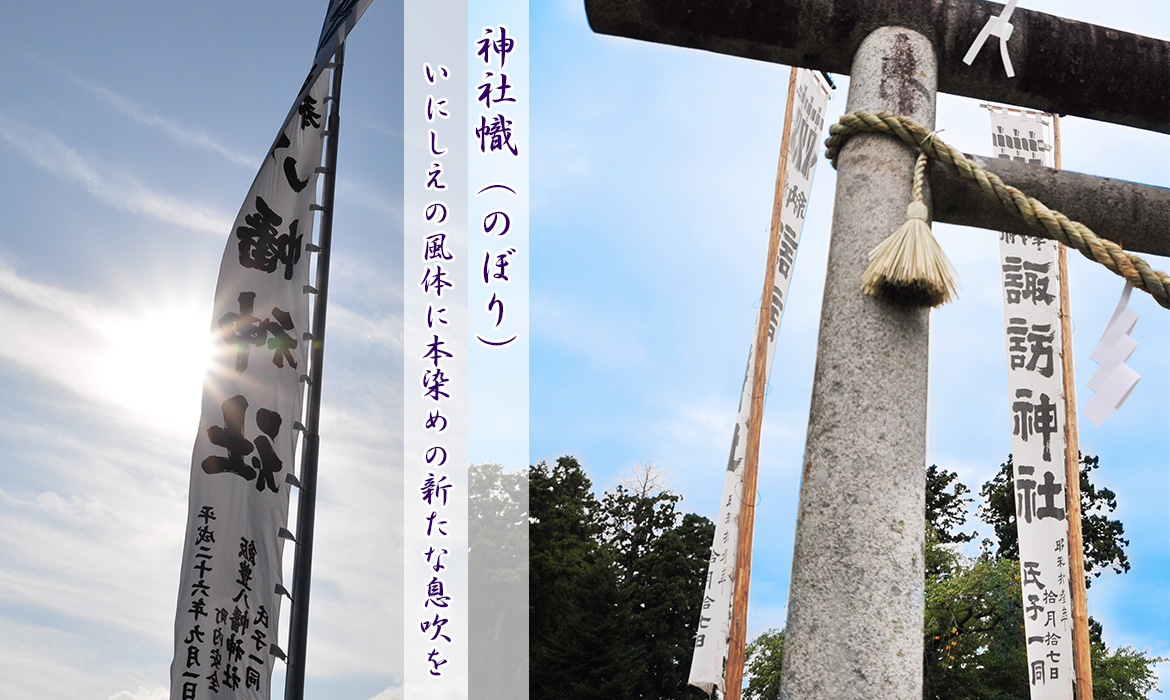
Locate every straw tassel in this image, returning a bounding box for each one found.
[860,151,959,307]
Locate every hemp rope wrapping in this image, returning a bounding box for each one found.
[825,110,1170,310]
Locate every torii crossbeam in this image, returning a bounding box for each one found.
[585,1,1168,698]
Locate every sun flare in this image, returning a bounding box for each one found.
[101,305,216,436]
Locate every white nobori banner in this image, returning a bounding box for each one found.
[688,67,831,697]
[170,3,369,698]
[171,69,326,700]
[989,105,1075,700]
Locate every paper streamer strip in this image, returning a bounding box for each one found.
[963,0,1019,77]
[1083,282,1141,426]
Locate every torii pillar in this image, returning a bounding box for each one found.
[780,27,934,698]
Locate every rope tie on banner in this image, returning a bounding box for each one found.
[825,110,1170,310]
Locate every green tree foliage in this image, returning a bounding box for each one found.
[530,457,714,700]
[978,454,1130,588]
[530,457,626,699]
[470,462,528,589]
[1089,617,1166,700]
[602,483,714,700]
[924,463,1029,699]
[742,629,784,700]
[926,464,977,545]
[923,458,1160,700]
[744,459,1161,700]
[923,531,1029,700]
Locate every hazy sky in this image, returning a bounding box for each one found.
[0,1,1165,699]
[1,3,403,699]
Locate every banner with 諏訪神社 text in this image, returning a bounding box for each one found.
[989,104,1075,700]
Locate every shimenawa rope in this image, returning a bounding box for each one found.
[825,110,1169,310]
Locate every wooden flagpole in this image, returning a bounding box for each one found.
[1053,114,1095,700]
[284,44,344,700]
[724,65,799,700]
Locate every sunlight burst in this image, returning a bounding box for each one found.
[101,305,215,436]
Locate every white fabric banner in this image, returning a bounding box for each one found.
[170,50,333,700]
[688,68,831,697]
[989,106,1075,700]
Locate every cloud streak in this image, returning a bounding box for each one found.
[532,295,649,368]
[0,116,232,234]
[50,64,257,168]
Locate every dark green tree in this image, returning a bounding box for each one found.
[599,471,714,700]
[922,458,1160,700]
[529,457,715,700]
[599,483,683,582]
[979,454,1130,588]
[922,537,1029,700]
[529,457,627,699]
[926,463,977,545]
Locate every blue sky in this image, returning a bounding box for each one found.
[0,1,1165,699]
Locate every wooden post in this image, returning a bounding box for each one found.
[1054,114,1095,700]
[723,65,799,700]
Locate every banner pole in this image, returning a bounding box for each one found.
[723,64,799,700]
[284,43,345,700]
[1053,114,1094,700]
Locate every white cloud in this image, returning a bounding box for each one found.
[294,389,405,678]
[0,408,189,698]
[0,618,121,700]
[107,687,169,700]
[339,176,404,221]
[658,396,736,455]
[0,435,189,643]
[0,116,232,234]
[0,263,405,694]
[368,683,405,700]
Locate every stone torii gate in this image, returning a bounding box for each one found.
[584,1,1169,698]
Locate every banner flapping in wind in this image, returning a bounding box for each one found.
[170,3,369,699]
[688,67,831,697]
